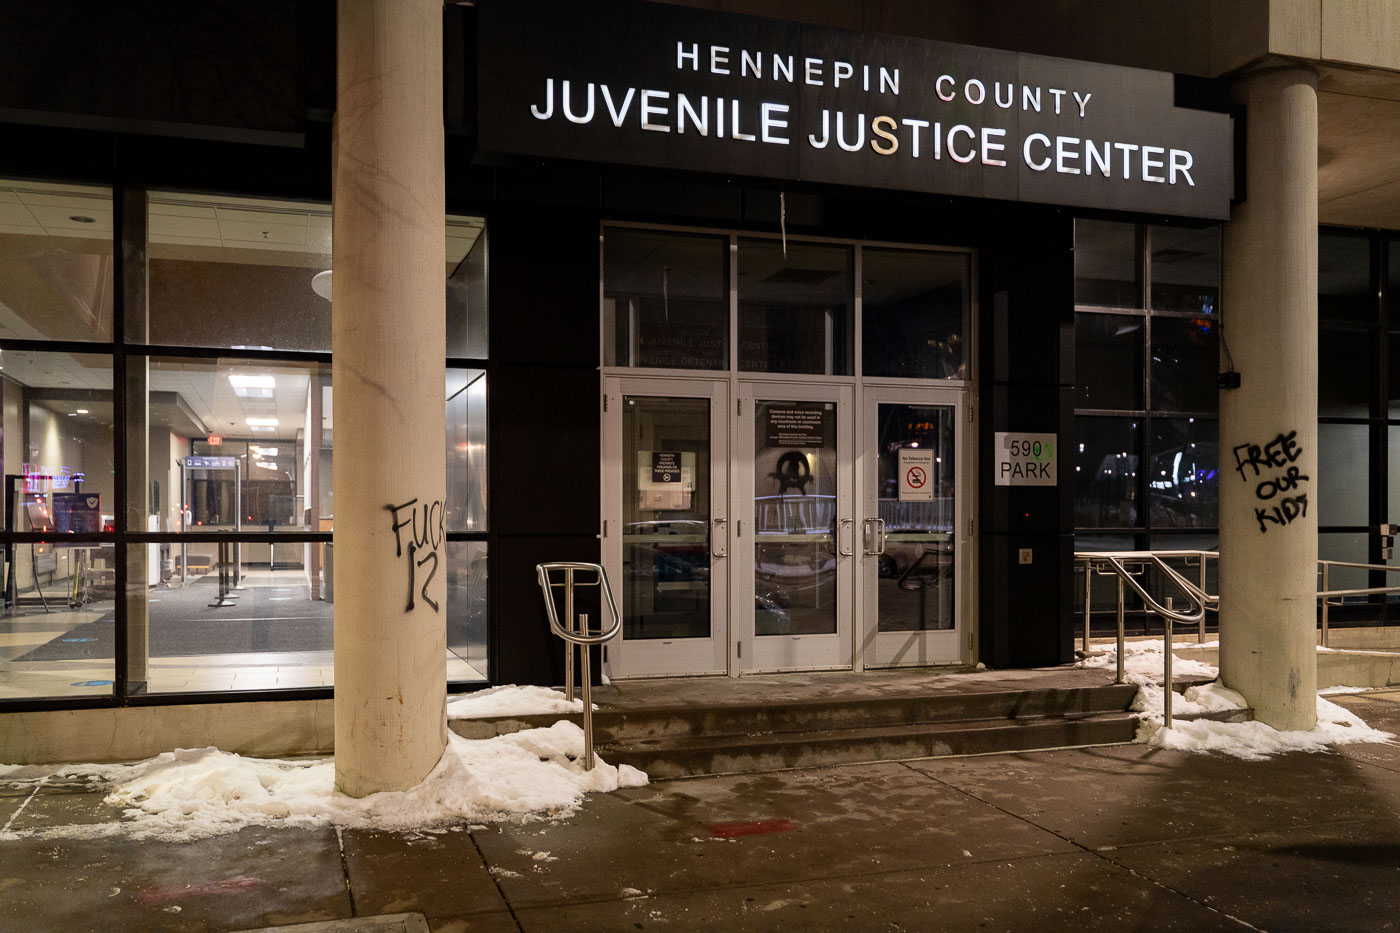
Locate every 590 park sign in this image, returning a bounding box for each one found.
[476,0,1233,219]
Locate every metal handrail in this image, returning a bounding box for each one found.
[535,562,621,771]
[1076,549,1219,729]
[1317,559,1400,648]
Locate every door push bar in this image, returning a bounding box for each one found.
[535,562,620,771]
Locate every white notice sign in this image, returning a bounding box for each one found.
[898,448,935,502]
[995,432,1057,486]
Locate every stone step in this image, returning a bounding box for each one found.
[449,683,1141,745]
[599,712,1139,779]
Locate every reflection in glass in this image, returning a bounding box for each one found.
[0,179,114,342]
[1149,225,1220,314]
[739,239,852,375]
[446,369,486,532]
[1317,423,1368,528]
[1319,232,1374,324]
[1074,219,1140,308]
[447,540,487,681]
[1075,313,1143,409]
[1320,533,1369,601]
[622,396,711,640]
[862,249,969,379]
[753,400,838,636]
[1074,417,1140,527]
[135,358,331,538]
[604,229,728,370]
[1148,418,1218,528]
[446,217,487,359]
[1150,317,1218,412]
[1320,329,1374,418]
[146,192,333,351]
[875,404,954,632]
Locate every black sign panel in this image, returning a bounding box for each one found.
[477,0,1233,219]
[652,452,683,483]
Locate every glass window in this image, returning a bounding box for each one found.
[1148,418,1217,528]
[738,238,852,375]
[1388,332,1400,420]
[0,350,115,532]
[447,540,488,682]
[1075,313,1143,409]
[1320,329,1374,418]
[0,179,114,342]
[1388,426,1400,525]
[1074,416,1141,528]
[446,369,486,533]
[1074,219,1140,309]
[1319,232,1374,325]
[0,549,115,699]
[861,248,969,379]
[446,216,487,359]
[1317,422,1368,527]
[1150,317,1218,412]
[1149,225,1220,314]
[132,357,331,534]
[145,193,332,351]
[1320,533,1369,601]
[604,228,728,370]
[130,541,334,694]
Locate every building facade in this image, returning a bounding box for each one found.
[1,0,1398,762]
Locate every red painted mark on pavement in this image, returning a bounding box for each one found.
[138,876,262,904]
[708,819,797,838]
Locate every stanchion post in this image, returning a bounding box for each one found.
[564,566,575,702]
[1083,560,1092,654]
[580,612,594,771]
[1115,575,1125,685]
[1164,596,1174,729]
[1320,562,1329,648]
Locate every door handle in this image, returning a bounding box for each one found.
[863,518,887,556]
[711,518,728,558]
[838,518,854,556]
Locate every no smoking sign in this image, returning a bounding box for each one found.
[898,448,935,501]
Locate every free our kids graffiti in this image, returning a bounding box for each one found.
[386,498,446,612]
[1232,431,1309,534]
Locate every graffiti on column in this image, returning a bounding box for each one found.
[1232,431,1309,534]
[386,498,446,612]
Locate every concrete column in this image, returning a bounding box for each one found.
[1218,67,1318,731]
[332,0,447,796]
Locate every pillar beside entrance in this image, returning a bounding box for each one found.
[332,0,447,796]
[1218,67,1318,732]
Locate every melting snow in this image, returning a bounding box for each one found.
[1,721,646,842]
[1086,639,1395,759]
[446,684,594,719]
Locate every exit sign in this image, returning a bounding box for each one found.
[207,435,223,445]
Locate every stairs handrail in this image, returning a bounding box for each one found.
[535,561,620,771]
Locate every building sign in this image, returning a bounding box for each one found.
[994,432,1057,486]
[477,0,1233,219]
[898,448,935,502]
[185,456,238,470]
[764,404,833,448]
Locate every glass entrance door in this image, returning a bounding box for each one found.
[736,382,854,671]
[861,387,967,666]
[602,377,729,677]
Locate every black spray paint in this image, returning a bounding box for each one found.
[1233,431,1309,534]
[386,498,446,612]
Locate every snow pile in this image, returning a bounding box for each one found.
[1319,685,1375,696]
[1075,638,1219,679]
[3,722,646,842]
[1131,673,1394,760]
[446,684,593,719]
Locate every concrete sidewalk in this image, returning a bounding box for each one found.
[5,692,1400,932]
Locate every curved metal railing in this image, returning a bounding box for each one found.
[535,562,621,771]
[1076,550,1219,727]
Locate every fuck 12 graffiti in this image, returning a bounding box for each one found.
[386,497,446,612]
[1232,430,1309,534]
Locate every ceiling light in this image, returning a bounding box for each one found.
[75,408,88,414]
[311,270,332,301]
[246,417,279,432]
[253,460,279,470]
[229,374,276,390]
[250,446,279,458]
